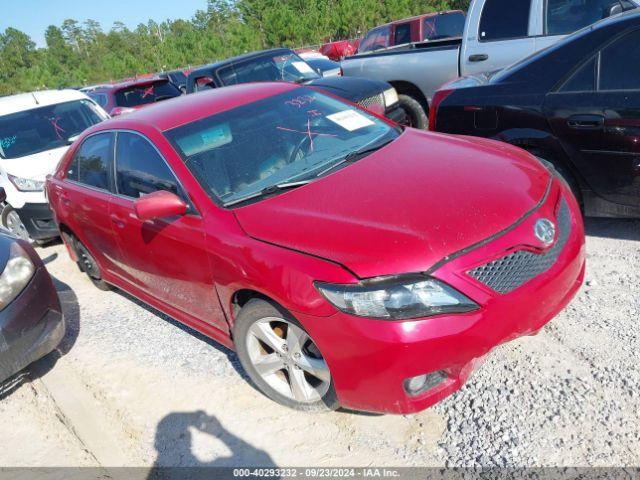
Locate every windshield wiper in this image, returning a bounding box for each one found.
[316,138,394,178]
[223,180,311,207]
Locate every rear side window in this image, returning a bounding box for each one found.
[599,29,640,91]
[546,0,623,36]
[358,26,391,53]
[394,23,412,45]
[479,0,532,41]
[68,132,113,190]
[560,56,597,92]
[424,12,466,40]
[115,132,179,198]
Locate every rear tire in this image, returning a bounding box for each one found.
[398,94,428,130]
[233,299,339,413]
[71,236,112,291]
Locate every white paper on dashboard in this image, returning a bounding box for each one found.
[326,110,376,131]
[292,61,315,74]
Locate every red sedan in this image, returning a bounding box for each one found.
[46,82,585,414]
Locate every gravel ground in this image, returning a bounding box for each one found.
[0,217,638,468]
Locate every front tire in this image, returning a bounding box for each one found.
[1,205,30,241]
[233,299,339,412]
[398,94,429,130]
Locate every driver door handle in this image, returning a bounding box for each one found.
[469,54,489,62]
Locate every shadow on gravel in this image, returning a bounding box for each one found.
[113,289,247,379]
[147,410,277,478]
[584,217,640,241]
[0,274,80,399]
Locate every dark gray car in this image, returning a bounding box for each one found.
[0,188,64,383]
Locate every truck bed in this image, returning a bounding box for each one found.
[341,37,462,104]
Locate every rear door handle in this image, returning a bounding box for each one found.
[110,214,125,229]
[469,54,489,62]
[567,114,604,129]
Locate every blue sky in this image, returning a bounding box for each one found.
[1,0,207,47]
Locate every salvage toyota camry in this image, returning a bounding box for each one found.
[46,82,585,414]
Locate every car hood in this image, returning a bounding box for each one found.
[306,76,389,103]
[1,145,69,181]
[233,129,550,279]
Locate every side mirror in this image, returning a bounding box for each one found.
[606,4,623,16]
[134,190,187,222]
[0,187,6,204]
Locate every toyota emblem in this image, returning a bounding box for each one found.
[534,218,556,246]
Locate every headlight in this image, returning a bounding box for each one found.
[383,88,399,108]
[0,242,36,310]
[8,174,45,192]
[316,275,478,320]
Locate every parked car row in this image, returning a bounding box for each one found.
[341,0,639,128]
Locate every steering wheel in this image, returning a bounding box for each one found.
[288,136,313,164]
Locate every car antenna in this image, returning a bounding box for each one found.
[31,92,40,105]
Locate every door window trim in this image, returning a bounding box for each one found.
[111,129,200,216]
[551,26,640,94]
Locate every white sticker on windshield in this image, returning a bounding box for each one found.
[292,61,315,74]
[326,110,375,131]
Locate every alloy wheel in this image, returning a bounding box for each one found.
[246,317,331,404]
[3,208,30,241]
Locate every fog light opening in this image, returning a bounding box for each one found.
[404,371,448,397]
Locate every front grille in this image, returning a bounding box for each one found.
[468,198,571,294]
[357,93,385,111]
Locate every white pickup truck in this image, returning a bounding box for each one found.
[341,0,638,128]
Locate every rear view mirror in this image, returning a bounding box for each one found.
[134,190,187,221]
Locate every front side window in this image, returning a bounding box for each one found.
[114,80,182,108]
[479,0,532,41]
[115,132,179,198]
[599,29,640,91]
[165,88,399,207]
[0,100,105,160]
[546,0,622,36]
[424,12,466,40]
[217,52,320,86]
[68,132,113,190]
[394,23,412,45]
[358,26,391,53]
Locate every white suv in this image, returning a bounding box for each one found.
[0,90,108,241]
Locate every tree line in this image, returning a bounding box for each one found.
[0,0,469,96]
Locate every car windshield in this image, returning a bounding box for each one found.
[0,100,105,160]
[115,80,182,107]
[165,88,399,206]
[216,52,321,86]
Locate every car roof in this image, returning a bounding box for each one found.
[0,89,91,116]
[189,48,293,77]
[375,10,463,29]
[89,81,298,133]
